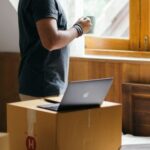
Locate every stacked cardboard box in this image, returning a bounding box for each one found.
[0,133,9,150]
[7,99,122,150]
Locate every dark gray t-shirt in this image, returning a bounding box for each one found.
[18,0,69,97]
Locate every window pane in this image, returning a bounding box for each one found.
[83,0,129,38]
[9,0,18,11]
[9,0,129,39]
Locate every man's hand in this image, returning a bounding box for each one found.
[75,17,92,34]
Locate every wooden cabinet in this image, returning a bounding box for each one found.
[122,83,150,136]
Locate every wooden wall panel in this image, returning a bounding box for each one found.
[69,59,122,102]
[69,59,89,81]
[0,54,148,104]
[0,52,20,100]
[1,53,150,132]
[123,63,150,83]
[69,58,150,103]
[0,52,20,132]
[87,61,123,103]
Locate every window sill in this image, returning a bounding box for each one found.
[70,49,150,64]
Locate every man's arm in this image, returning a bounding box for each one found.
[36,17,92,51]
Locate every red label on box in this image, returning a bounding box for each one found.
[26,136,36,150]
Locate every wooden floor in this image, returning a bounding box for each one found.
[121,144,150,150]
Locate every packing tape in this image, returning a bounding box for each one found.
[88,110,91,128]
[27,109,37,136]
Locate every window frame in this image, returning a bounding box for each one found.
[85,0,150,57]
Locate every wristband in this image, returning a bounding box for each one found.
[73,23,83,37]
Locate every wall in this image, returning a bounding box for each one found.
[69,57,150,103]
[0,52,20,132]
[1,53,150,103]
[1,53,150,131]
[0,0,19,52]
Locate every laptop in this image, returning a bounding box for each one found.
[38,78,113,111]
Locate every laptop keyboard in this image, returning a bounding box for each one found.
[38,102,60,111]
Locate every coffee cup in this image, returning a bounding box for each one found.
[86,16,96,34]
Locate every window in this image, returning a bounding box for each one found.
[9,0,18,11]
[84,0,150,56]
[9,0,150,57]
[83,0,129,38]
[64,0,150,57]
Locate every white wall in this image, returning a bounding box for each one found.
[0,0,19,52]
[0,0,84,54]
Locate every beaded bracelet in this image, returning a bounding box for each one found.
[73,23,84,37]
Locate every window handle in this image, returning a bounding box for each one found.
[144,35,149,51]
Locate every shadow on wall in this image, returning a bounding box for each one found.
[0,0,19,52]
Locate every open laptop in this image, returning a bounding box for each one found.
[38,78,113,111]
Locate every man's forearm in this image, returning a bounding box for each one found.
[49,27,78,51]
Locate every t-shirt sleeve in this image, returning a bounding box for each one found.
[30,0,58,22]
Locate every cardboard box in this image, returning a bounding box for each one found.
[7,100,122,150]
[0,133,9,150]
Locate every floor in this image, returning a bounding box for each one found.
[121,134,150,150]
[121,144,150,150]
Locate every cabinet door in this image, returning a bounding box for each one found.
[122,83,150,136]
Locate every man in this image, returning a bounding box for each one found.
[18,0,92,101]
